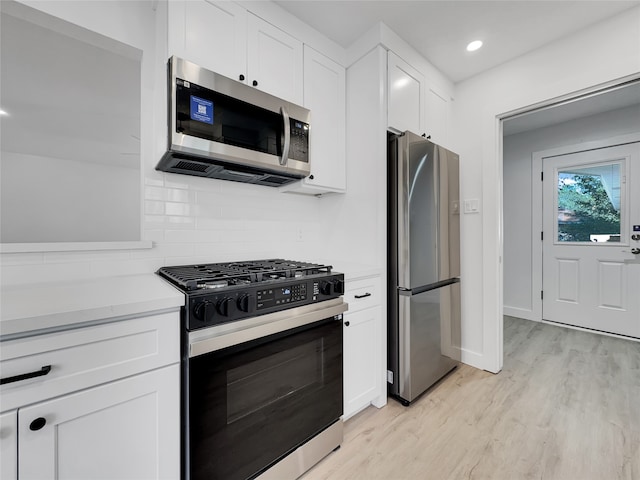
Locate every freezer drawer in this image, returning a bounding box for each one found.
[390,282,458,404]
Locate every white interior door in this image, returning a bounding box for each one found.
[542,142,640,337]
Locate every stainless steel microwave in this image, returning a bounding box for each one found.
[156,56,310,187]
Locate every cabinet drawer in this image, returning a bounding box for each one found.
[344,276,381,313]
[0,312,179,411]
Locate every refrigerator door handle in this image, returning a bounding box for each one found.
[398,278,460,297]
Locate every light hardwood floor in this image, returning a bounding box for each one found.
[303,316,640,480]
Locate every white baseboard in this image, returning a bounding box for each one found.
[504,306,537,321]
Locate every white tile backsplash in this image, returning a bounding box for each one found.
[1,172,324,286]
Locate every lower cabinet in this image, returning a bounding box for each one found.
[0,411,17,480]
[17,365,179,479]
[0,311,181,479]
[342,273,384,420]
[343,305,382,419]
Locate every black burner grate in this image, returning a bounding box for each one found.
[157,258,332,291]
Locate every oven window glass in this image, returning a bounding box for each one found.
[188,318,342,480]
[227,338,322,424]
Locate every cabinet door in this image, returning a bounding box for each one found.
[425,86,451,148]
[18,365,179,480]
[247,13,303,104]
[387,51,425,135]
[169,0,247,82]
[0,411,17,480]
[343,306,382,420]
[283,46,346,195]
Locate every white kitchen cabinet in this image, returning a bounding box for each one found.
[169,2,303,104]
[343,275,383,420]
[387,51,425,136]
[247,13,303,104]
[425,85,451,148]
[0,311,180,479]
[281,45,346,195]
[18,365,178,480]
[168,0,248,82]
[343,306,382,419]
[0,411,17,480]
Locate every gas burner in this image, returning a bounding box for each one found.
[156,258,344,331]
[156,259,333,291]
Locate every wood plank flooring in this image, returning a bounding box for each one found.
[302,316,640,480]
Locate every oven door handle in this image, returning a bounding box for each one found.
[189,300,348,358]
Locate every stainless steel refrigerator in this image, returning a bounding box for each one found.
[387,130,461,406]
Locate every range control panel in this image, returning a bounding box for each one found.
[256,283,307,310]
[186,273,344,331]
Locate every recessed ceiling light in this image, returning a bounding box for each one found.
[0,109,8,116]
[466,40,483,52]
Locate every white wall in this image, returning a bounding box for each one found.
[503,104,640,320]
[453,6,640,372]
[319,46,387,269]
[0,1,324,286]
[1,152,140,243]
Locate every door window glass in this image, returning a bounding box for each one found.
[556,161,623,243]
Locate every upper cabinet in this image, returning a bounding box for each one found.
[246,13,303,105]
[425,85,451,148]
[386,50,454,149]
[168,0,247,82]
[168,0,346,194]
[282,46,346,195]
[168,1,303,105]
[387,51,425,136]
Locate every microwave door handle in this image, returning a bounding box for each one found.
[280,106,290,166]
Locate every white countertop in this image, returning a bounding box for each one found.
[0,274,185,339]
[321,260,382,281]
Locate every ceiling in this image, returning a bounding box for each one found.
[275,0,640,135]
[274,0,640,83]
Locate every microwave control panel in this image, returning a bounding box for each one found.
[289,119,309,162]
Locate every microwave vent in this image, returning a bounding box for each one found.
[156,150,300,187]
[261,176,291,186]
[174,160,210,173]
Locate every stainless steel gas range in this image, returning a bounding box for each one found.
[157,259,348,480]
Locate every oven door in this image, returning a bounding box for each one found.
[186,300,347,480]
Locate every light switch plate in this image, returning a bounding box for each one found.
[464,199,480,214]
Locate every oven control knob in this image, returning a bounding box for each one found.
[332,279,344,294]
[217,297,236,317]
[319,281,332,296]
[193,301,214,322]
[237,294,253,313]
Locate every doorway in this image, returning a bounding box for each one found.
[502,81,640,338]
